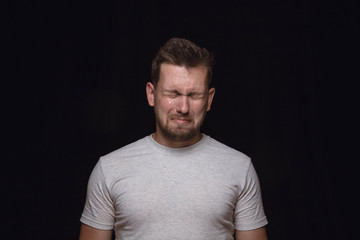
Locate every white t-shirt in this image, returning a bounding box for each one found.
[80,134,267,240]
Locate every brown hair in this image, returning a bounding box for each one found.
[151,38,214,88]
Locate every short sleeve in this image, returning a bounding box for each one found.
[234,161,268,230]
[80,158,115,230]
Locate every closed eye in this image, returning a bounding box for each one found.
[161,90,205,100]
[161,90,180,98]
[189,93,205,100]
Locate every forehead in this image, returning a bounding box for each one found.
[158,63,208,90]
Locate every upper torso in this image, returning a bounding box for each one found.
[81,135,267,240]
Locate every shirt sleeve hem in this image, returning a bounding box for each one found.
[80,215,114,231]
[234,217,268,231]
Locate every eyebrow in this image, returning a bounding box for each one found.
[161,89,180,94]
[161,90,207,101]
[161,89,204,96]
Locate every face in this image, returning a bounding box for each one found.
[146,63,215,147]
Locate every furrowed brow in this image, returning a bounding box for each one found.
[161,88,205,97]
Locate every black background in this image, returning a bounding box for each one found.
[4,0,358,239]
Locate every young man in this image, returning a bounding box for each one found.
[79,38,268,240]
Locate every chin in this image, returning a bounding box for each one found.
[167,127,200,142]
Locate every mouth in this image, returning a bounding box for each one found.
[170,117,192,125]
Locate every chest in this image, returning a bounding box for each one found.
[110,158,240,227]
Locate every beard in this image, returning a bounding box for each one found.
[154,108,206,143]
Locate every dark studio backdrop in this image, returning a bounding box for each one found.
[4,0,358,239]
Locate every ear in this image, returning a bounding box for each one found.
[206,87,215,111]
[146,82,155,107]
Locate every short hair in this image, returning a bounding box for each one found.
[151,38,214,88]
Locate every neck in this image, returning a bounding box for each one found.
[152,131,202,148]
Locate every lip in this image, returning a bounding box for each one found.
[171,118,192,124]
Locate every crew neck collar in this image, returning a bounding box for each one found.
[146,133,209,155]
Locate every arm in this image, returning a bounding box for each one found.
[79,224,113,240]
[235,227,268,240]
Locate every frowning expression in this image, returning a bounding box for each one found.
[146,63,215,147]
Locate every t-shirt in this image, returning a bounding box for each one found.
[80,134,268,240]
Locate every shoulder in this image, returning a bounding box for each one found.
[199,136,255,188]
[98,136,152,169]
[197,135,253,176]
[104,136,150,157]
[204,135,251,162]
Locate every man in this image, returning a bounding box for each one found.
[79,38,268,240]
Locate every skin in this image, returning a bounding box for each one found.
[79,224,112,240]
[146,63,215,148]
[235,227,268,240]
[79,63,268,240]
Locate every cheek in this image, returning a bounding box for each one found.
[155,98,174,113]
[168,98,176,106]
[191,101,208,116]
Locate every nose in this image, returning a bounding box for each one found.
[175,95,190,114]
